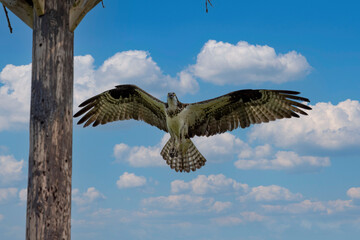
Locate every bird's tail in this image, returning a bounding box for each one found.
[160,138,206,172]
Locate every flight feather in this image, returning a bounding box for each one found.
[74,84,168,131]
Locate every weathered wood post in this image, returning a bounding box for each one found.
[27,1,73,239]
[0,0,101,239]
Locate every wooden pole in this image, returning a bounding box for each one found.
[26,0,74,239]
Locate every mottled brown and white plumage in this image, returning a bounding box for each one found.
[74,84,312,173]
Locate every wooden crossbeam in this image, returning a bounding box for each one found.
[1,0,33,28]
[0,0,101,31]
[32,0,44,15]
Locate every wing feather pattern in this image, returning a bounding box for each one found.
[185,89,311,137]
[74,85,168,132]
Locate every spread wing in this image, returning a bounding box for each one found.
[74,84,168,132]
[185,89,311,137]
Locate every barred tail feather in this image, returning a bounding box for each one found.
[160,138,206,172]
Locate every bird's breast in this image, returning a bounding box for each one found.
[166,114,182,137]
[166,107,191,138]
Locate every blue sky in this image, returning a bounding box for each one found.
[1,0,360,239]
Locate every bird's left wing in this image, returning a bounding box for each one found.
[74,85,168,132]
[184,89,311,138]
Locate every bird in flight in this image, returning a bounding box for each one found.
[74,85,311,173]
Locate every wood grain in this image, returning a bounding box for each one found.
[26,1,74,239]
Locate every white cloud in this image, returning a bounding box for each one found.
[0,188,17,202]
[116,172,147,189]
[240,211,265,222]
[191,40,311,85]
[142,194,228,213]
[113,131,330,173]
[0,155,24,183]
[72,187,105,205]
[194,133,330,172]
[142,194,213,210]
[0,42,312,132]
[263,199,354,215]
[239,185,302,202]
[73,55,97,108]
[327,200,354,214]
[238,144,273,159]
[235,150,330,172]
[142,193,232,214]
[113,134,169,167]
[211,212,265,226]
[347,187,360,199]
[114,132,249,168]
[74,51,199,108]
[263,200,326,214]
[193,132,249,162]
[0,51,199,131]
[0,63,31,131]
[210,201,232,213]
[0,41,312,132]
[249,100,360,150]
[171,174,248,195]
[19,188,27,202]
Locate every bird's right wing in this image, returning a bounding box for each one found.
[74,85,168,132]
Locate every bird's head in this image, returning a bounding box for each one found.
[167,92,179,108]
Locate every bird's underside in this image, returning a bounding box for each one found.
[74,84,312,173]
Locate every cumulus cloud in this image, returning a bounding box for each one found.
[142,194,231,213]
[116,172,147,189]
[249,100,360,151]
[0,188,17,202]
[0,155,24,183]
[0,42,313,133]
[171,174,248,195]
[193,132,249,162]
[235,150,330,172]
[74,52,198,109]
[113,134,169,167]
[194,133,329,173]
[239,185,302,202]
[0,41,313,132]
[0,51,199,132]
[347,187,360,199]
[113,132,251,168]
[114,131,329,172]
[72,187,105,205]
[191,40,311,85]
[0,63,31,131]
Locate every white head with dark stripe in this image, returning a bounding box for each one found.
[167,92,179,109]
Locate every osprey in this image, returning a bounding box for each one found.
[74,85,311,172]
